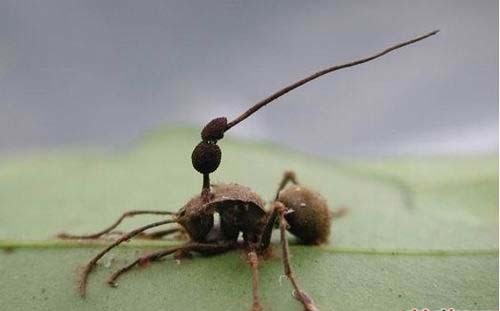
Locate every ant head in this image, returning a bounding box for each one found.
[176,197,214,242]
[278,185,331,245]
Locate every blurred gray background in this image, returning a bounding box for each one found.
[0,0,497,157]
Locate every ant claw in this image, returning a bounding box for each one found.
[252,302,264,311]
[56,233,77,239]
[292,290,319,311]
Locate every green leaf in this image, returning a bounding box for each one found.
[0,128,498,310]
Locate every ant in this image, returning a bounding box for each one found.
[58,30,438,311]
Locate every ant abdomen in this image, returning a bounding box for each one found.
[278,185,332,245]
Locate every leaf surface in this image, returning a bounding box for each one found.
[0,129,498,310]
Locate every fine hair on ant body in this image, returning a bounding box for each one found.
[58,30,438,311]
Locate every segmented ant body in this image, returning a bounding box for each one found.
[58,30,438,311]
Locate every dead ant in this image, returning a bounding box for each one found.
[58,30,438,311]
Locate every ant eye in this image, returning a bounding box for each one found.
[178,208,186,217]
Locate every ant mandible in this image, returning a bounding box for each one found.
[58,30,438,311]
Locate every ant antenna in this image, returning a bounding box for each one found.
[191,30,439,198]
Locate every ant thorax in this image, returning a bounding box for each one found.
[179,183,267,245]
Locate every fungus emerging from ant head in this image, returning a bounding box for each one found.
[58,30,438,311]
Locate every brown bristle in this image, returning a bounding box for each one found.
[201,117,227,141]
[191,141,222,174]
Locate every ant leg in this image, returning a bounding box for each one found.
[260,170,300,249]
[107,241,234,287]
[136,227,183,240]
[247,249,263,311]
[78,219,176,297]
[57,210,176,239]
[274,170,299,200]
[97,227,183,240]
[259,206,278,250]
[275,202,319,311]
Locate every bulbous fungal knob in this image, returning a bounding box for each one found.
[191,141,222,174]
[201,117,227,141]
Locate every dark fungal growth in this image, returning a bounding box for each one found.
[191,141,222,175]
[201,117,228,141]
[57,31,439,311]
